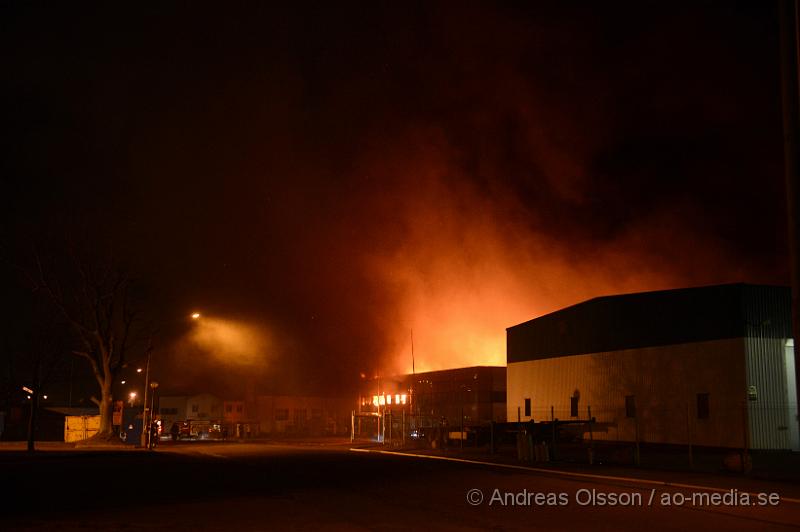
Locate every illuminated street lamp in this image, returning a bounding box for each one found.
[128,391,137,406]
[191,312,201,320]
[136,368,143,373]
[140,342,154,448]
[147,381,160,450]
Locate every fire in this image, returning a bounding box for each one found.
[358,138,743,376]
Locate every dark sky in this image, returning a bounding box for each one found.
[0,2,790,397]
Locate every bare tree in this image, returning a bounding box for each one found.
[27,247,144,439]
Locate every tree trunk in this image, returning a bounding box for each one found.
[97,379,114,436]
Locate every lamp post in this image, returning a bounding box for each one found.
[149,381,159,449]
[140,342,153,448]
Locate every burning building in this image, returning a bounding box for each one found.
[357,366,506,437]
[506,283,799,451]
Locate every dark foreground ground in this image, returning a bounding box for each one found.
[3,441,800,531]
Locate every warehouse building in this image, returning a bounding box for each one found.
[358,366,506,426]
[507,283,798,450]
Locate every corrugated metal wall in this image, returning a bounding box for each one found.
[507,339,748,448]
[744,336,793,450]
[742,284,797,450]
[506,283,796,450]
[64,415,100,442]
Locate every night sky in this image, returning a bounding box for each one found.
[0,2,791,397]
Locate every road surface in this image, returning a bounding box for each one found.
[4,442,799,531]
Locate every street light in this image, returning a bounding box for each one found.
[191,312,201,319]
[147,381,160,450]
[140,341,154,449]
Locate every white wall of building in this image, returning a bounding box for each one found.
[744,336,799,450]
[507,338,752,448]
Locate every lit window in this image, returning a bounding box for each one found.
[387,394,392,405]
[372,395,379,407]
[379,395,385,406]
[401,394,407,405]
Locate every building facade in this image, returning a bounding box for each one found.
[359,366,507,427]
[255,395,351,436]
[507,284,798,450]
[158,393,223,428]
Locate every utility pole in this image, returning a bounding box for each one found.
[410,329,416,428]
[148,381,159,449]
[779,0,800,445]
[140,342,153,449]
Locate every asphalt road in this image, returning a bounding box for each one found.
[4,442,799,531]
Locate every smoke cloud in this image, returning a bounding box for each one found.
[352,130,757,375]
[3,3,787,395]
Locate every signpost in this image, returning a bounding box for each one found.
[113,400,123,427]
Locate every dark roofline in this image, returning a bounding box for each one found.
[507,283,791,363]
[507,282,786,331]
[405,365,504,375]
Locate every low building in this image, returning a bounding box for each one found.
[158,393,223,428]
[359,366,507,427]
[256,395,351,436]
[0,406,98,442]
[223,400,259,438]
[506,283,798,450]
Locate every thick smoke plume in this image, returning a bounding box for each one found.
[355,132,761,375]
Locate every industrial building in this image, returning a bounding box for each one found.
[506,283,798,451]
[158,393,223,429]
[256,395,351,436]
[358,366,506,430]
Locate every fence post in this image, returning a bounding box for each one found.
[402,410,406,447]
[587,405,594,465]
[686,402,693,469]
[551,406,557,461]
[741,401,750,474]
